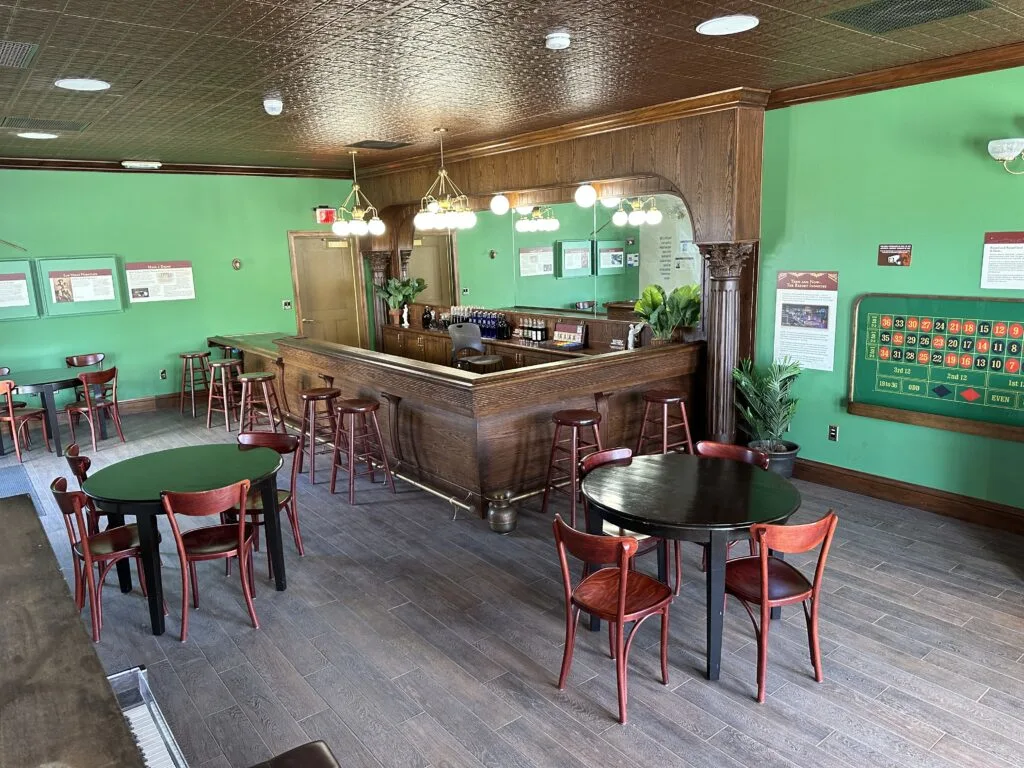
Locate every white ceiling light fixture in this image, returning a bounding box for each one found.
[490,194,510,215]
[263,95,284,116]
[55,77,110,91]
[696,14,759,36]
[329,151,385,237]
[16,131,57,139]
[545,31,571,50]
[121,160,162,170]
[988,138,1024,174]
[574,182,598,208]
[414,128,477,231]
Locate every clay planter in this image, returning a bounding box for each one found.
[388,308,401,325]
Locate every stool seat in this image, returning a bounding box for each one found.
[300,387,341,401]
[336,398,380,413]
[238,371,275,381]
[643,389,684,404]
[209,358,241,367]
[553,409,601,427]
[180,351,210,359]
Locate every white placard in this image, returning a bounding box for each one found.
[49,269,115,303]
[562,246,590,271]
[981,232,1024,289]
[598,246,625,270]
[519,246,554,277]
[773,271,839,371]
[0,272,30,308]
[126,261,196,302]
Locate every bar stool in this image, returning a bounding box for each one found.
[540,409,603,526]
[330,398,396,504]
[179,352,210,418]
[635,390,694,456]
[297,387,340,484]
[238,372,286,433]
[206,358,242,431]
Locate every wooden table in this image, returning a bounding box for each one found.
[2,366,101,457]
[82,444,284,636]
[0,494,145,767]
[582,452,801,680]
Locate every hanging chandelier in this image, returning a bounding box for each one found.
[330,151,385,237]
[413,128,477,231]
[514,206,560,233]
[612,196,663,227]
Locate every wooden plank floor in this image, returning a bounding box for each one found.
[4,410,1024,768]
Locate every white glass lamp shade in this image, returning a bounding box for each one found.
[600,196,621,208]
[331,219,351,236]
[427,199,441,214]
[515,218,528,233]
[464,210,478,228]
[548,218,561,231]
[988,139,1024,162]
[574,183,598,208]
[490,194,510,215]
[368,216,386,236]
[349,218,369,236]
[627,209,646,226]
[413,211,431,229]
[612,209,629,227]
[515,204,535,216]
[645,208,663,226]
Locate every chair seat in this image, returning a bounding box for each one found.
[66,400,113,414]
[250,740,341,768]
[725,556,813,603]
[75,524,140,557]
[573,568,673,620]
[601,519,651,541]
[242,488,290,513]
[182,523,253,556]
[1,406,45,422]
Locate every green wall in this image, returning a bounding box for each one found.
[0,169,350,401]
[455,202,640,309]
[758,66,1024,507]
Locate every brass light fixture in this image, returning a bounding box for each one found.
[413,128,477,231]
[331,151,385,237]
[514,206,560,233]
[988,139,1024,174]
[612,196,663,227]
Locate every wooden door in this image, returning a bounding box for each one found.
[407,234,454,306]
[288,233,369,347]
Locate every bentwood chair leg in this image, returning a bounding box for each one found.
[557,606,579,689]
[240,548,260,629]
[615,621,628,724]
[288,498,305,555]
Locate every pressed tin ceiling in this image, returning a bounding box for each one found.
[1,0,1024,170]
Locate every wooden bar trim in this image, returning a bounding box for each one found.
[847,401,1024,443]
[0,156,351,178]
[793,457,1024,534]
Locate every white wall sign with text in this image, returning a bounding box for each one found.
[48,268,115,304]
[0,272,30,308]
[773,271,839,371]
[126,261,196,302]
[981,232,1024,289]
[519,246,554,277]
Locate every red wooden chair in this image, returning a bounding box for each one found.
[66,353,106,402]
[0,379,49,463]
[0,367,27,409]
[553,514,673,724]
[50,477,149,643]
[580,447,681,594]
[725,511,839,702]
[161,480,259,641]
[65,442,102,534]
[66,367,126,452]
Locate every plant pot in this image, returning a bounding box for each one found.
[649,337,674,347]
[388,308,401,325]
[749,440,800,478]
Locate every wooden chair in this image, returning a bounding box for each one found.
[0,379,49,463]
[65,443,102,534]
[553,514,673,724]
[50,477,149,643]
[0,367,27,409]
[580,447,681,595]
[161,480,259,641]
[725,511,839,702]
[66,353,106,402]
[66,368,126,452]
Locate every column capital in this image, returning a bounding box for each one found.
[364,250,391,277]
[699,241,756,280]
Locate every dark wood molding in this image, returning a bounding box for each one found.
[768,41,1024,109]
[119,391,189,415]
[793,457,1024,534]
[0,156,352,179]
[847,401,1024,443]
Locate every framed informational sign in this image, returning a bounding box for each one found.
[596,241,626,275]
[38,255,124,317]
[519,246,554,278]
[556,240,592,279]
[0,259,40,321]
[126,261,196,302]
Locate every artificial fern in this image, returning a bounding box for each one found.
[732,358,802,451]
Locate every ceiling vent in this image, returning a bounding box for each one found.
[826,0,991,34]
[0,40,38,69]
[1,116,89,132]
[346,139,413,150]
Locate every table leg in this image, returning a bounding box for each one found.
[105,512,134,594]
[261,474,286,591]
[585,502,602,632]
[769,549,783,620]
[705,529,728,681]
[41,387,64,457]
[136,513,165,635]
[657,539,668,584]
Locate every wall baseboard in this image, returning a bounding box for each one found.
[793,458,1024,534]
[119,391,200,415]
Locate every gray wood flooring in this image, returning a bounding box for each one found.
[4,410,1024,768]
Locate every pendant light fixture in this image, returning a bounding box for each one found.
[611,196,663,227]
[514,206,560,233]
[414,128,477,231]
[330,151,385,237]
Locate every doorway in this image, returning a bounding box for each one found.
[407,233,455,306]
[288,232,369,347]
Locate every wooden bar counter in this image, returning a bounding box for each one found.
[208,330,702,515]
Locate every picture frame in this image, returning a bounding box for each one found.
[37,255,125,317]
[556,240,593,279]
[596,240,626,275]
[0,259,41,321]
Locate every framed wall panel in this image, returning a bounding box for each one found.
[38,255,124,317]
[0,260,40,321]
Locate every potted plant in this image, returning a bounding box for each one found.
[632,283,701,344]
[732,357,802,477]
[380,277,427,325]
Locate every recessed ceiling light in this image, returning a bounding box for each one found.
[545,31,571,50]
[696,14,759,36]
[121,160,162,170]
[55,77,111,91]
[16,131,58,139]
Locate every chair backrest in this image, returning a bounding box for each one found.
[65,443,92,486]
[448,323,485,362]
[553,514,637,617]
[78,367,118,407]
[695,440,770,470]
[580,447,633,477]
[50,477,91,556]
[161,480,251,556]
[237,432,298,489]
[66,353,105,368]
[751,511,838,604]
[0,380,16,421]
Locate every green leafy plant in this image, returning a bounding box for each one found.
[633,283,701,340]
[732,357,802,452]
[380,277,427,310]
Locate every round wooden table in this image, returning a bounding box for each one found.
[582,452,801,681]
[83,444,284,636]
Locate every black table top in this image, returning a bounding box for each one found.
[9,366,91,391]
[582,452,801,539]
[83,444,282,506]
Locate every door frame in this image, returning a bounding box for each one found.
[287,230,371,348]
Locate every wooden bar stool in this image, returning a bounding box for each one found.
[238,372,285,433]
[636,390,694,455]
[297,387,340,484]
[179,352,210,418]
[330,398,396,504]
[206,359,242,431]
[540,409,603,526]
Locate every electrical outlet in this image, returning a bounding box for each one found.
[461,287,470,295]
[827,424,838,442]
[282,299,293,310]
[159,369,167,380]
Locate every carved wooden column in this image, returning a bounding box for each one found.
[700,242,755,443]
[364,250,391,350]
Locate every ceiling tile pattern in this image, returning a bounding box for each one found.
[0,0,1023,168]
